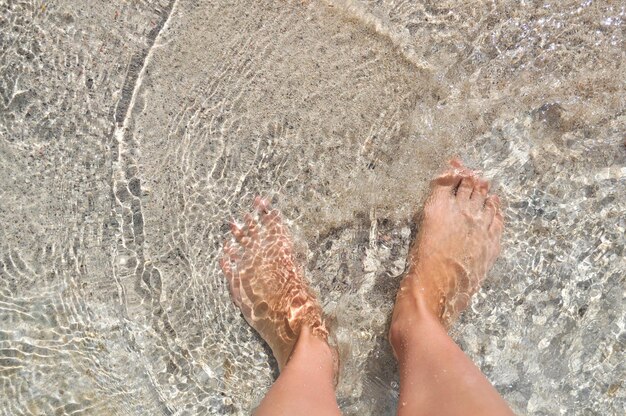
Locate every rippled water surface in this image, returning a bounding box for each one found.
[1,0,624,415]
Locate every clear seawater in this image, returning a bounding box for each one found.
[0,0,624,415]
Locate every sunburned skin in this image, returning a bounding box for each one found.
[220,196,328,370]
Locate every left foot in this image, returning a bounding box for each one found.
[220,197,328,369]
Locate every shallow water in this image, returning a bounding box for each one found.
[0,0,624,415]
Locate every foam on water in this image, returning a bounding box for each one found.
[1,0,624,415]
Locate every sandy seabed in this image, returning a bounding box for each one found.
[0,1,624,415]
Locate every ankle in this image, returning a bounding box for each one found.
[286,326,337,379]
[389,282,445,358]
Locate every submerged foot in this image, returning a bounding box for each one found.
[220,197,328,370]
[390,159,504,348]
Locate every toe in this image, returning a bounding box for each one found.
[456,175,475,200]
[244,213,259,241]
[470,178,490,210]
[261,208,282,229]
[228,272,243,307]
[219,255,233,279]
[488,196,504,234]
[448,157,464,170]
[483,194,499,225]
[230,220,245,242]
[430,171,464,195]
[254,196,271,214]
[223,241,240,262]
[490,210,504,235]
[448,158,474,176]
[431,159,477,195]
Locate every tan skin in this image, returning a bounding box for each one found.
[221,159,514,415]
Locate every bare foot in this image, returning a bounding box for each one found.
[220,197,328,370]
[390,159,504,349]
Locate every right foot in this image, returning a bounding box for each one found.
[390,159,504,349]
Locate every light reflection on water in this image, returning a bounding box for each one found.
[0,0,624,415]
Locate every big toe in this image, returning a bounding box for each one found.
[430,159,475,196]
[431,170,464,195]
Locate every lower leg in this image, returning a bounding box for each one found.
[254,326,340,416]
[390,291,514,416]
[390,159,513,416]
